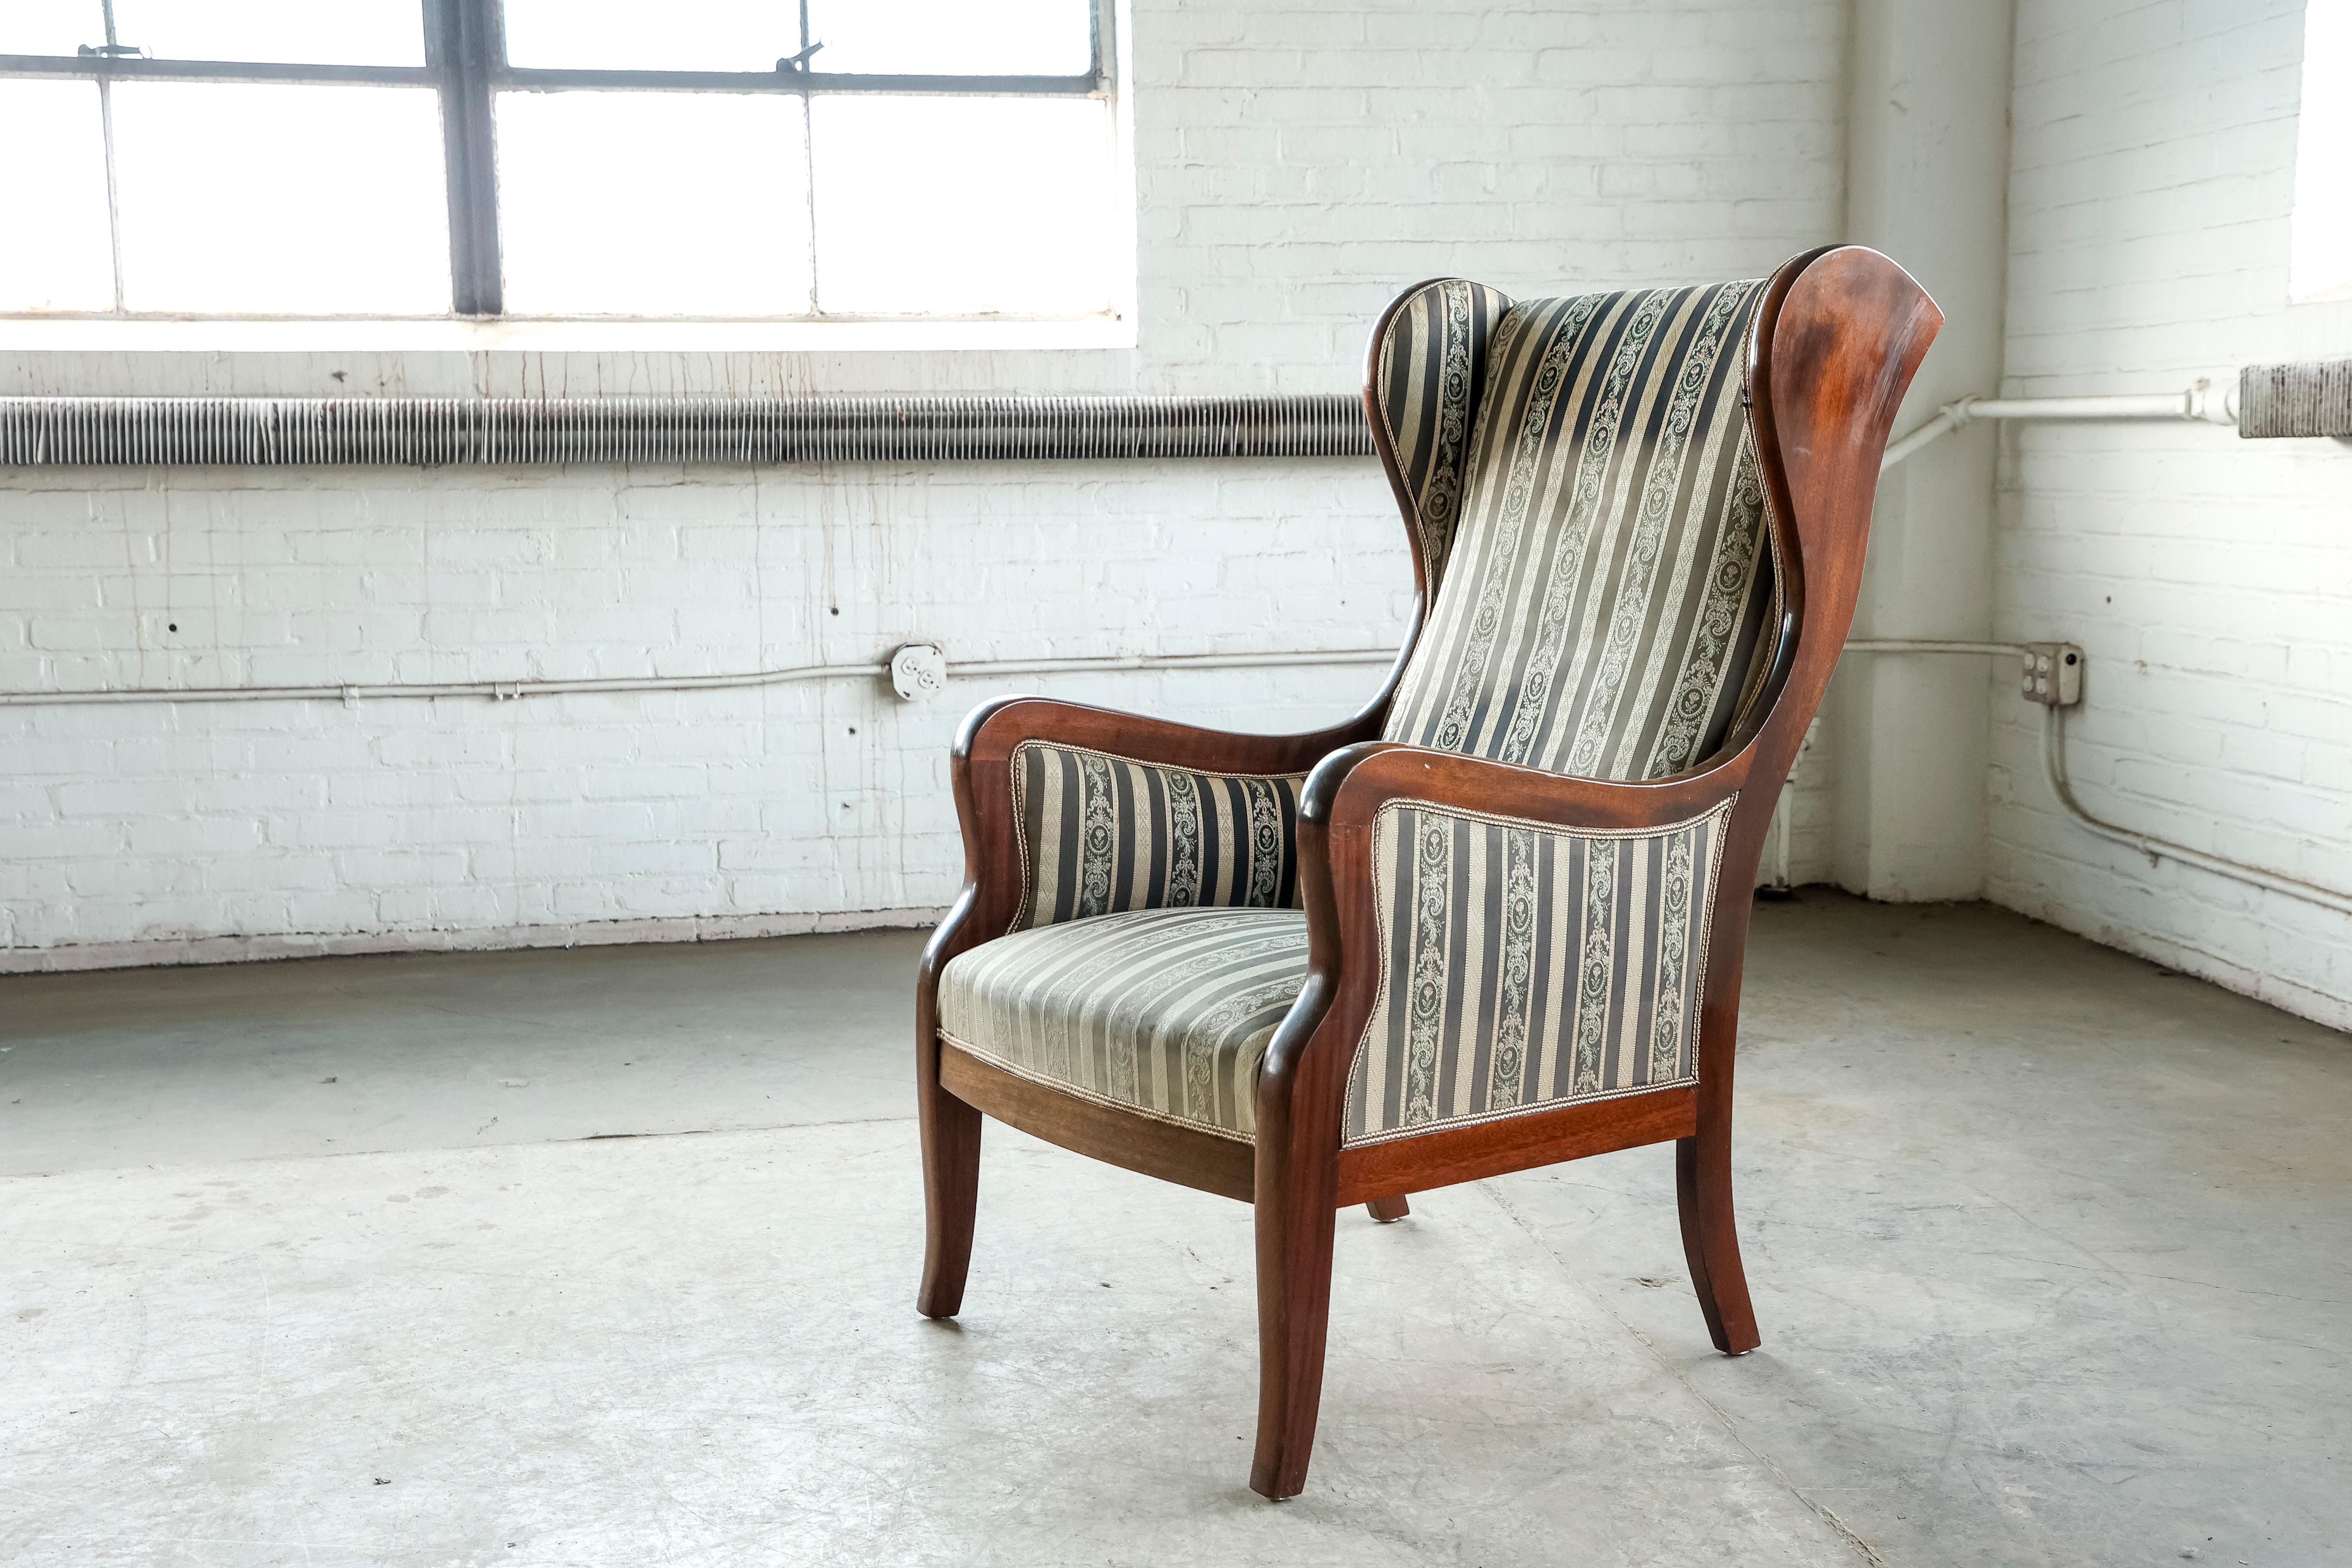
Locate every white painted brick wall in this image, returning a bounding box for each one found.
[0,0,1849,968]
[1993,0,2352,1029]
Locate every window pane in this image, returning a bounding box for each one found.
[806,0,1092,76]
[0,1,103,56]
[497,92,815,316]
[0,80,114,312]
[107,0,423,66]
[111,84,450,314]
[501,0,798,73]
[2293,0,2352,301]
[812,96,1118,316]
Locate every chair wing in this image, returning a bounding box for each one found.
[1348,276,1788,1149]
[1371,278,1517,600]
[1382,280,1780,782]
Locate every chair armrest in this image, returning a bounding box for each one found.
[966,695,1378,783]
[1264,740,1757,1145]
[942,695,1387,950]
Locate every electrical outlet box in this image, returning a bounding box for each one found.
[889,641,948,701]
[2020,642,2082,707]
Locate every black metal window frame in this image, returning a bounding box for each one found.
[0,0,1116,320]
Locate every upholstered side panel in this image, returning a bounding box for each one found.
[1008,741,1305,934]
[938,906,1310,1142]
[1373,278,1516,598]
[1342,796,1733,1148]
[1382,280,1778,782]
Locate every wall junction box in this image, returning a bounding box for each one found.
[2021,642,2082,707]
[890,642,949,702]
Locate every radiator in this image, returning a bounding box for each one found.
[0,393,1377,466]
[2237,360,2352,439]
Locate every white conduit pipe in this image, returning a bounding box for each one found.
[1766,640,2037,889]
[1865,387,2350,915]
[0,389,2226,703]
[1880,383,2236,471]
[0,386,2233,708]
[8,631,2340,916]
[1773,640,2352,919]
[0,646,1400,708]
[2040,703,2352,919]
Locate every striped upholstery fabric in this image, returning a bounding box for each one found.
[1374,278,1517,596]
[1344,797,1732,1146]
[1009,742,1305,934]
[938,906,1308,1141]
[943,277,1777,1153]
[1383,280,1779,783]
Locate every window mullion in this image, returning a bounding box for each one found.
[94,78,126,312]
[428,0,502,315]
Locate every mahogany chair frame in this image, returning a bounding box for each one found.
[914,245,1942,1500]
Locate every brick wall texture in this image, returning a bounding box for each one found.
[1993,0,2352,1027]
[6,0,2346,1033]
[0,0,1850,967]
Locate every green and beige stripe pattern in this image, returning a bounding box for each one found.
[1374,277,1517,596]
[1008,741,1305,934]
[939,906,1308,1141]
[1343,796,1732,1147]
[1382,281,1779,783]
[945,276,1781,1146]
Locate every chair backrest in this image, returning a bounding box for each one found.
[1373,279,1780,782]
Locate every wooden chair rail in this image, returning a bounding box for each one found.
[938,1040,1256,1204]
[937,1037,1700,1213]
[963,692,1390,782]
[1305,738,1753,836]
[1335,1086,1699,1206]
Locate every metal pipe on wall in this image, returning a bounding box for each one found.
[1863,389,2349,917]
[7,631,2340,919]
[1878,383,2237,471]
[0,646,1400,709]
[2040,704,2352,919]
[1768,641,2352,921]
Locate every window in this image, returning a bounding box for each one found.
[2293,0,2352,303]
[0,0,1124,325]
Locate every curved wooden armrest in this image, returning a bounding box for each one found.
[1302,739,1755,840]
[1263,738,1759,1109]
[959,693,1383,782]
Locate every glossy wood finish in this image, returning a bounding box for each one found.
[914,908,983,1319]
[914,245,1942,1499]
[939,1041,1256,1203]
[1336,1085,1698,1207]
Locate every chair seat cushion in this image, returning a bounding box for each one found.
[936,906,1308,1143]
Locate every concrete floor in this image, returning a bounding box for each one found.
[1,894,2345,1566]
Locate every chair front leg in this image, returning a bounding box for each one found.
[1250,1143,1340,1501]
[916,953,983,1320]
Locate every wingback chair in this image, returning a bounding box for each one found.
[915,245,1940,1499]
